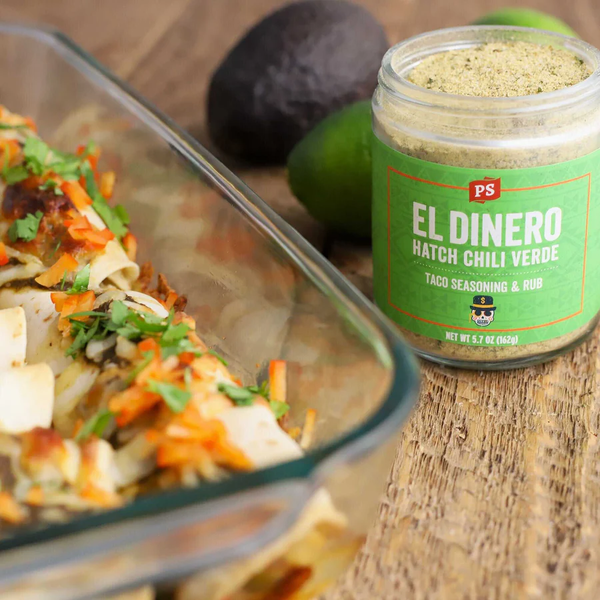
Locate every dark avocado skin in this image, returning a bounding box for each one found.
[208,0,388,164]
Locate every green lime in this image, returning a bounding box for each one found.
[474,8,579,37]
[287,101,372,239]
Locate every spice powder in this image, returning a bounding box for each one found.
[409,41,591,97]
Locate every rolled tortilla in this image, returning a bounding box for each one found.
[79,206,139,291]
[53,361,100,438]
[0,306,27,370]
[0,247,44,287]
[176,489,347,600]
[0,288,71,376]
[0,288,164,378]
[0,363,54,434]
[113,433,157,488]
[175,405,347,600]
[88,239,140,291]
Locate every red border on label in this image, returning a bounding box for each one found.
[387,168,591,333]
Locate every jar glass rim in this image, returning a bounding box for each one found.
[379,26,600,115]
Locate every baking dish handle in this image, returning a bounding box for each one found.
[0,481,313,599]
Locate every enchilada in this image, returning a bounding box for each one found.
[0,106,352,599]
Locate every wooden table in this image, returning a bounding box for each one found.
[3,1,600,598]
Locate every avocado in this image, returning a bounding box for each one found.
[474,8,579,38]
[287,101,372,239]
[208,0,388,164]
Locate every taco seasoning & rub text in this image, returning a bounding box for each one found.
[372,26,600,369]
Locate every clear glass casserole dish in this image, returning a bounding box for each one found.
[0,22,419,600]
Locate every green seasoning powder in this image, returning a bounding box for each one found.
[372,33,600,367]
[409,41,591,97]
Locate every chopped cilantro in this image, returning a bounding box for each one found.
[22,137,50,175]
[110,300,130,327]
[80,161,128,239]
[64,302,200,362]
[3,164,29,184]
[75,408,114,442]
[125,312,168,333]
[160,337,200,360]
[218,383,255,406]
[269,400,290,419]
[114,204,130,225]
[116,322,142,340]
[49,240,61,259]
[8,211,43,243]
[82,141,97,156]
[39,179,64,195]
[1,137,96,187]
[60,270,68,291]
[247,381,270,399]
[208,349,228,366]
[51,156,81,180]
[0,123,28,130]
[146,379,191,413]
[23,139,82,180]
[65,317,100,358]
[66,264,90,295]
[158,314,197,360]
[1,145,28,184]
[125,351,154,385]
[92,197,129,240]
[161,322,189,344]
[67,310,109,320]
[219,381,289,418]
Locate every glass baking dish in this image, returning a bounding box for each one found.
[0,22,419,600]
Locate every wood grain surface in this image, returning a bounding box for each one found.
[2,1,599,598]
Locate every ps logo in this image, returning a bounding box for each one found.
[469,177,501,204]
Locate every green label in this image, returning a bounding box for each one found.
[372,134,600,347]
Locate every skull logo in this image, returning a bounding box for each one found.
[470,295,496,327]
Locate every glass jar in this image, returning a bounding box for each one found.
[372,26,600,369]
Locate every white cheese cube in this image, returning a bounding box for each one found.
[216,404,302,469]
[0,363,54,434]
[0,306,27,370]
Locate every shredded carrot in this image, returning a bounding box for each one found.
[100,171,115,199]
[35,253,78,288]
[72,418,84,439]
[76,144,100,170]
[0,492,26,524]
[61,180,92,210]
[65,213,114,249]
[138,338,159,354]
[50,291,68,312]
[150,407,252,472]
[164,291,178,310]
[0,139,20,164]
[23,116,37,132]
[69,226,114,248]
[79,484,122,508]
[178,352,196,366]
[300,409,316,450]
[0,242,8,267]
[123,232,137,261]
[269,360,287,404]
[287,427,302,440]
[57,291,95,335]
[109,386,162,427]
[25,486,45,506]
